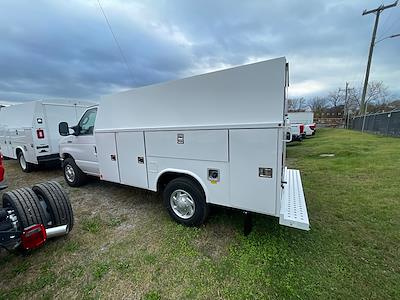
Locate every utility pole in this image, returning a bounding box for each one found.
[360,1,398,121]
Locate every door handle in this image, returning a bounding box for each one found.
[110,154,116,161]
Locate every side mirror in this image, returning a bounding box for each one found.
[59,122,70,136]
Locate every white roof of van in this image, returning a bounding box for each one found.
[96,57,287,131]
[0,99,95,128]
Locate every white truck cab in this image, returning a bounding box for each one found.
[59,58,310,231]
[59,106,99,179]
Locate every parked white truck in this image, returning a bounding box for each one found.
[58,57,310,230]
[289,123,305,142]
[0,100,94,172]
[288,112,316,137]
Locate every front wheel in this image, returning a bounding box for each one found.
[18,152,33,173]
[63,157,87,187]
[163,177,208,226]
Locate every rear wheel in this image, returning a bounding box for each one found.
[2,187,48,229]
[32,181,74,230]
[63,157,87,187]
[163,177,208,226]
[18,152,33,173]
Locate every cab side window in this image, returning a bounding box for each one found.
[78,108,97,135]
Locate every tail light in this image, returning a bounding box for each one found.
[36,129,45,139]
[299,124,304,134]
[309,124,316,130]
[21,224,47,250]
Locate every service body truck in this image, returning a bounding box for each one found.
[0,100,94,172]
[59,57,310,230]
[288,112,315,136]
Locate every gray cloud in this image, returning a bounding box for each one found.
[0,0,399,103]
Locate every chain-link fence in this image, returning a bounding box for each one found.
[351,109,400,137]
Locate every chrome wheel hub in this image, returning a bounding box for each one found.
[65,164,75,182]
[170,189,195,219]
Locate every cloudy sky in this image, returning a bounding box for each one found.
[0,0,399,104]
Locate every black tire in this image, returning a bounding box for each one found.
[163,177,208,226]
[2,187,48,229]
[32,181,74,231]
[17,151,33,173]
[62,157,87,187]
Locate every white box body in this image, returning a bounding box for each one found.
[60,57,309,230]
[288,112,314,125]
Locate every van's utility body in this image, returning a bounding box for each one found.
[59,57,310,230]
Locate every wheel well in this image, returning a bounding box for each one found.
[62,153,73,160]
[15,148,22,157]
[157,172,205,196]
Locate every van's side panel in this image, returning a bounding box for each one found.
[145,129,230,206]
[95,132,120,183]
[147,157,231,207]
[116,131,148,189]
[145,130,228,162]
[229,128,278,215]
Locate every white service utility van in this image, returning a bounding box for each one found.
[288,112,316,136]
[59,57,310,230]
[0,100,94,172]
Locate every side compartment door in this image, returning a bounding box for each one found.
[116,131,148,189]
[229,129,278,215]
[96,132,120,183]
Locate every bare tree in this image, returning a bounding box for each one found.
[327,88,345,108]
[288,97,307,112]
[365,81,389,106]
[346,81,390,113]
[307,97,327,115]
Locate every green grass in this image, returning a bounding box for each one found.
[0,129,399,299]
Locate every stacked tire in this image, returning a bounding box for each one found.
[2,181,73,231]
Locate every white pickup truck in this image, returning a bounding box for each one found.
[58,57,310,230]
[288,112,316,137]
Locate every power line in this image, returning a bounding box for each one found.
[377,7,395,39]
[379,15,400,39]
[360,0,398,126]
[96,0,135,82]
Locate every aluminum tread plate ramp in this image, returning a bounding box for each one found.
[280,168,310,231]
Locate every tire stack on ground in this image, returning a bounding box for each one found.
[2,181,74,231]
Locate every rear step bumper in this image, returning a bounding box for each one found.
[279,168,310,231]
[37,154,60,163]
